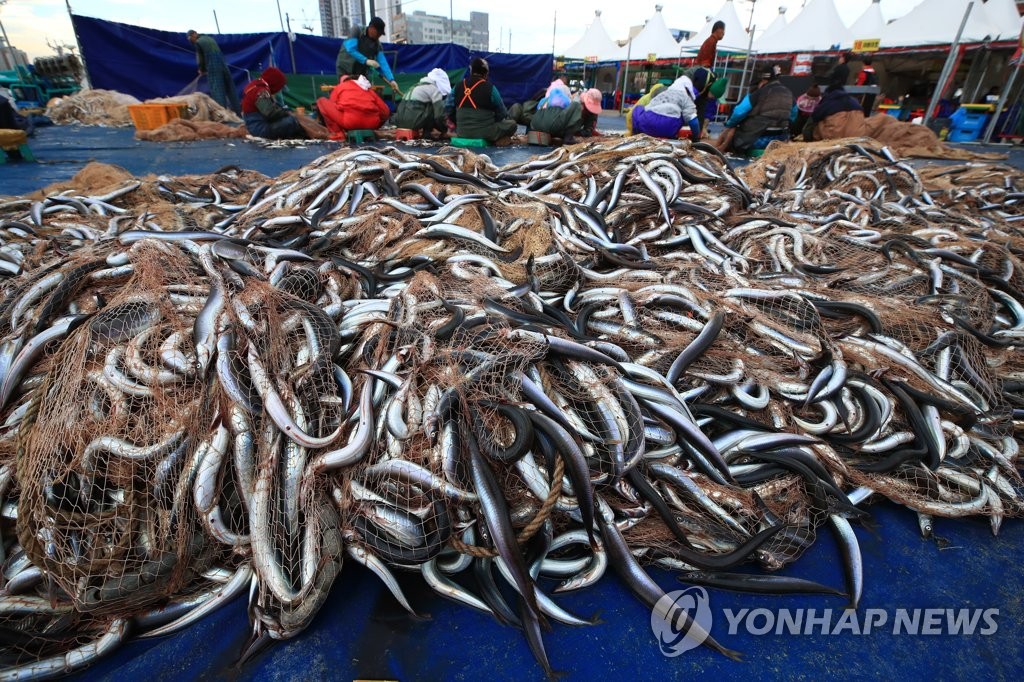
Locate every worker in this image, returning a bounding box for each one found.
[828,51,851,91]
[687,66,718,137]
[855,56,878,115]
[335,16,402,97]
[579,88,603,137]
[793,84,822,136]
[528,79,585,143]
[446,58,518,143]
[631,76,701,140]
[392,68,451,138]
[241,67,306,139]
[317,75,391,139]
[509,87,547,128]
[714,65,795,154]
[697,20,725,68]
[804,85,866,141]
[187,30,240,114]
[626,82,667,135]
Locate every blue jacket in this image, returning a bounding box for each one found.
[811,87,863,122]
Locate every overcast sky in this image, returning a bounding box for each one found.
[3,0,927,60]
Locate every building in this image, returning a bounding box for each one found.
[319,0,365,38]
[391,10,489,51]
[320,1,403,39]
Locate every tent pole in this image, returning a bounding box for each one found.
[737,24,757,99]
[983,57,1023,143]
[64,0,91,88]
[620,40,632,114]
[923,1,973,127]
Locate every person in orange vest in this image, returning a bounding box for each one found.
[855,56,878,114]
[316,75,391,140]
[241,67,305,139]
[444,58,517,143]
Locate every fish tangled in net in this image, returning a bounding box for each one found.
[0,137,1021,677]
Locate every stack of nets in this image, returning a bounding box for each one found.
[45,89,141,126]
[0,136,1021,677]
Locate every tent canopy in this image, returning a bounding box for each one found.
[880,0,1021,47]
[612,7,685,60]
[560,11,622,61]
[680,0,751,53]
[755,9,788,46]
[848,0,885,41]
[755,0,853,54]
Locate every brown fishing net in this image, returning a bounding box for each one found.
[0,137,1021,675]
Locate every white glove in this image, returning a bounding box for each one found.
[366,59,380,69]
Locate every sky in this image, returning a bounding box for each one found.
[1,0,930,60]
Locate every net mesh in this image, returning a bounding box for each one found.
[0,136,1021,674]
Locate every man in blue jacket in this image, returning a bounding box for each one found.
[335,16,403,97]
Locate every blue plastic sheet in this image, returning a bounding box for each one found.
[70,15,552,106]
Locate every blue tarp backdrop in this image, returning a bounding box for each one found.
[71,15,552,105]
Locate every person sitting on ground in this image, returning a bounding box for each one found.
[631,76,701,140]
[793,84,822,136]
[528,79,585,143]
[392,68,451,138]
[804,84,867,141]
[579,88,603,137]
[715,65,796,154]
[0,90,33,136]
[508,87,547,128]
[241,67,307,139]
[445,57,517,143]
[317,75,391,140]
[335,16,402,97]
[625,82,667,135]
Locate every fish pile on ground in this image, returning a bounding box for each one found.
[0,137,1021,677]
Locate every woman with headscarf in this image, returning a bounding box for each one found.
[392,68,452,138]
[579,88,603,137]
[626,82,667,135]
[528,79,585,143]
[631,76,701,139]
[241,67,306,139]
[317,74,391,139]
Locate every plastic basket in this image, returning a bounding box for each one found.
[451,137,487,148]
[127,104,188,131]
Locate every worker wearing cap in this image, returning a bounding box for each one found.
[188,30,240,114]
[715,64,796,154]
[446,57,517,143]
[335,17,402,96]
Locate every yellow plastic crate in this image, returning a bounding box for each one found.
[127,103,188,131]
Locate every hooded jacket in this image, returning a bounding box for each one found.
[645,77,698,123]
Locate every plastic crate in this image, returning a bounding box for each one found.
[346,129,376,143]
[127,104,187,131]
[394,128,419,141]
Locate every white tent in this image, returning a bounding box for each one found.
[680,0,751,53]
[560,11,622,61]
[755,0,853,54]
[612,6,687,60]
[755,8,789,46]
[879,0,1019,47]
[848,0,885,41]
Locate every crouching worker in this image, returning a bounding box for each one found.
[804,85,867,141]
[715,65,795,154]
[393,68,451,138]
[631,76,701,139]
[447,58,517,144]
[317,75,390,139]
[579,88,603,137]
[242,67,306,139]
[529,79,584,144]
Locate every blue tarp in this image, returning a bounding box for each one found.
[70,15,552,105]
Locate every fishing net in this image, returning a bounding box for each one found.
[0,136,1021,676]
[45,90,142,127]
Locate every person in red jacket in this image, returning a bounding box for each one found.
[316,75,390,140]
[241,67,306,139]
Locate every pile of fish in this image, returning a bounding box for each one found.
[0,137,1021,677]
